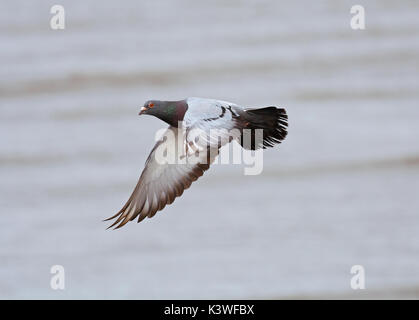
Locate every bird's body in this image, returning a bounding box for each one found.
[106,97,288,229]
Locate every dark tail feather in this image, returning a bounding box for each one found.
[239,107,288,150]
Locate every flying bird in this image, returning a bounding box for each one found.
[105,97,288,229]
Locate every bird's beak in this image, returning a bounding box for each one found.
[139,106,147,115]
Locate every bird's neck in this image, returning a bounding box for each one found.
[158,100,188,127]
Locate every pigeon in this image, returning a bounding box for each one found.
[105,97,288,229]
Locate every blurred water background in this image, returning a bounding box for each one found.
[1,0,419,299]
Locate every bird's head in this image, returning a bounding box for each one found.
[139,100,161,116]
[138,99,188,127]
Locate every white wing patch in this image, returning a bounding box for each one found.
[184,97,242,150]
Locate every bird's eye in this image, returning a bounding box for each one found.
[149,102,154,108]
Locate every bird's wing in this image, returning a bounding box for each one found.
[184,97,239,124]
[184,97,242,150]
[105,126,217,229]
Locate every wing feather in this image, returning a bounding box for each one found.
[106,126,216,229]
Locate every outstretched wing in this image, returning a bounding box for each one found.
[105,126,216,229]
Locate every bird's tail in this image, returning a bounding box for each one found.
[238,106,288,150]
